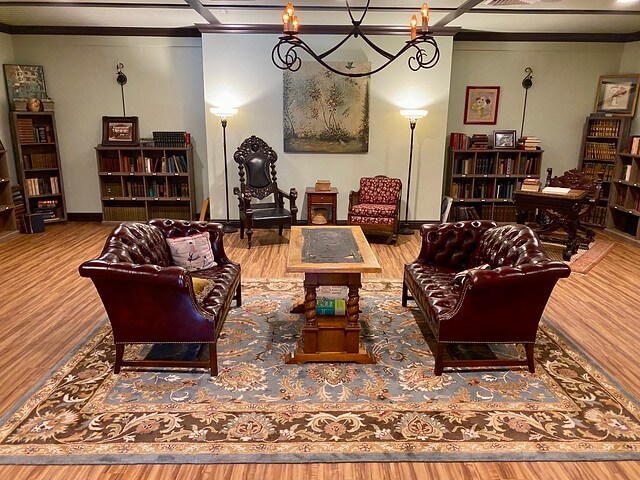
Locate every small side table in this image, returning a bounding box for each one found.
[306,187,338,225]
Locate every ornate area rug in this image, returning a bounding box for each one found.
[0,279,638,464]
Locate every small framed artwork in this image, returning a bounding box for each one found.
[493,129,516,149]
[3,64,48,106]
[101,116,139,146]
[464,86,500,125]
[594,74,640,117]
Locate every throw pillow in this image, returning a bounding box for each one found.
[166,232,217,272]
[454,263,491,285]
[191,276,211,295]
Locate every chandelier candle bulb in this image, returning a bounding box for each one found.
[410,15,417,40]
[421,3,429,32]
[292,15,299,33]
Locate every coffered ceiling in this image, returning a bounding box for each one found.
[0,0,639,41]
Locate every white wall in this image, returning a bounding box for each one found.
[0,33,16,183]
[9,35,207,214]
[202,33,454,222]
[447,42,625,177]
[620,41,640,135]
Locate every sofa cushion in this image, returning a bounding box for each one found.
[166,232,217,272]
[404,263,461,326]
[349,215,396,226]
[350,203,397,217]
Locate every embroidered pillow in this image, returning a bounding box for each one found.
[453,263,491,285]
[191,276,211,295]
[166,232,216,272]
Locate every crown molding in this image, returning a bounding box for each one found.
[195,23,460,36]
[7,25,201,36]
[454,31,640,43]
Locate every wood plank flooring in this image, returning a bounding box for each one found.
[0,223,639,480]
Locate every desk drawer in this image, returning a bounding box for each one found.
[308,194,334,204]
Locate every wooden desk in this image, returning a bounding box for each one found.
[286,225,382,364]
[306,187,338,225]
[513,188,589,261]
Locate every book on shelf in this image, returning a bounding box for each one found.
[623,164,632,182]
[317,286,348,300]
[518,136,540,150]
[629,136,640,155]
[542,186,571,195]
[316,298,346,316]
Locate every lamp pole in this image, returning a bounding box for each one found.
[399,109,428,235]
[211,107,238,234]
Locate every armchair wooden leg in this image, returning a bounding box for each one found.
[525,343,535,373]
[434,343,445,376]
[209,343,218,377]
[114,344,124,374]
[247,228,253,249]
[278,224,283,236]
[239,223,245,239]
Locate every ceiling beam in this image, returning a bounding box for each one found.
[184,0,220,24]
[434,0,485,28]
[195,23,459,36]
[7,25,201,36]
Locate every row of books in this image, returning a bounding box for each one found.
[24,176,60,196]
[449,205,481,222]
[582,205,607,226]
[628,136,640,155]
[454,156,538,175]
[584,141,617,161]
[495,180,515,199]
[582,162,614,182]
[587,120,621,137]
[102,205,192,222]
[616,190,640,212]
[152,131,191,147]
[16,119,54,144]
[621,164,636,182]
[112,155,189,174]
[102,206,147,222]
[23,153,58,170]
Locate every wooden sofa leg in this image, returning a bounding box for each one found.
[235,283,242,306]
[434,343,445,376]
[525,343,535,373]
[210,343,218,377]
[247,229,253,249]
[114,344,124,374]
[402,282,408,307]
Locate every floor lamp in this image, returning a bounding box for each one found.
[399,109,428,235]
[211,107,238,234]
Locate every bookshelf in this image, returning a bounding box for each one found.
[578,115,631,228]
[9,111,67,223]
[444,147,543,222]
[607,135,640,240]
[0,142,18,242]
[95,144,195,222]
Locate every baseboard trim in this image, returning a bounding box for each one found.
[67,213,103,222]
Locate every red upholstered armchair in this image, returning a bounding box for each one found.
[348,175,402,244]
[402,221,571,375]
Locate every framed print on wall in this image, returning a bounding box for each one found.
[3,64,48,107]
[593,74,640,117]
[464,86,500,125]
[101,116,139,146]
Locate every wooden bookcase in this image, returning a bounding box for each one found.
[444,148,543,222]
[578,115,631,228]
[95,144,195,222]
[608,148,640,240]
[0,142,18,242]
[10,111,67,223]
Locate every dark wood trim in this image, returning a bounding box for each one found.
[196,23,459,36]
[434,0,485,28]
[0,22,11,33]
[0,1,192,7]
[67,212,103,222]
[8,25,201,36]
[471,8,640,16]
[454,31,640,43]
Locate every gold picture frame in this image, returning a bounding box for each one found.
[594,74,640,117]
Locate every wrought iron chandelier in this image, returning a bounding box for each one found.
[271,1,440,78]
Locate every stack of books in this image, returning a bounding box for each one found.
[315,286,348,316]
[468,134,489,150]
[521,178,540,192]
[152,131,191,147]
[518,136,541,150]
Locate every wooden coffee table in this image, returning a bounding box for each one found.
[285,225,382,364]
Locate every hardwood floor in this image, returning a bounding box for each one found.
[0,223,639,480]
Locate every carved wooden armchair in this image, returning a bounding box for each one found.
[540,167,602,247]
[233,136,298,249]
[347,175,402,244]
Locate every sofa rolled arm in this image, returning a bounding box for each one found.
[462,261,571,290]
[414,220,497,267]
[79,260,191,288]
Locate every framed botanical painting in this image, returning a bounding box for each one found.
[594,74,640,117]
[283,61,370,153]
[3,64,48,105]
[493,129,516,149]
[101,116,139,146]
[464,86,500,125]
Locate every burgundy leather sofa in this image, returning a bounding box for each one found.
[79,219,241,376]
[402,220,571,375]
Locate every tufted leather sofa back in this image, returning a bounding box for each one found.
[471,223,549,268]
[98,221,171,266]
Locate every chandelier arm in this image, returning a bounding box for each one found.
[356,30,401,61]
[407,38,440,71]
[346,0,371,25]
